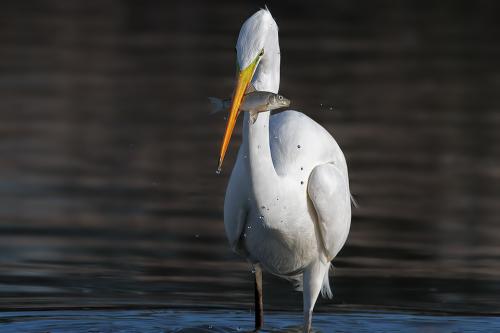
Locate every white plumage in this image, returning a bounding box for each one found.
[218,8,352,332]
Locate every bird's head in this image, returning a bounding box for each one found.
[218,8,280,172]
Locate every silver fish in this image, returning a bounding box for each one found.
[209,91,290,123]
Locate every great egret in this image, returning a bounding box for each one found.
[217,8,352,332]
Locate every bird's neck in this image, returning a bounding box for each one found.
[243,48,281,203]
[243,111,280,203]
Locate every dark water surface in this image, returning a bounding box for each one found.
[2,309,500,333]
[1,0,499,331]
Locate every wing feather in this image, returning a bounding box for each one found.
[223,148,250,255]
[307,162,351,261]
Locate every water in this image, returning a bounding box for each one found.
[0,0,499,331]
[1,309,500,333]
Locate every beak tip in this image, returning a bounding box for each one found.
[216,161,222,175]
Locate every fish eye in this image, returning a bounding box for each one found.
[259,49,264,57]
[278,95,283,100]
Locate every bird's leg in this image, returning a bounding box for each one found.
[304,310,313,333]
[254,263,263,331]
[302,260,330,333]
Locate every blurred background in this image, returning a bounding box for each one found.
[0,0,499,315]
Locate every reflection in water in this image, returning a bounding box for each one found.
[0,0,499,320]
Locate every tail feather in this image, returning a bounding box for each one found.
[208,97,224,114]
[320,263,333,299]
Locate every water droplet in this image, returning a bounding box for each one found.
[301,181,304,185]
[329,107,333,111]
[243,233,247,238]
[195,234,199,238]
[320,103,323,107]
[297,145,301,149]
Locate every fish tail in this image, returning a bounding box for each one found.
[208,97,224,114]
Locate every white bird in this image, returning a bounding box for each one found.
[217,8,352,333]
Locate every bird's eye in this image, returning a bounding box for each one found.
[259,49,264,57]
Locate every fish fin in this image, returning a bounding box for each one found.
[250,110,259,123]
[208,97,224,114]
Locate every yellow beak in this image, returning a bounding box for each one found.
[217,57,259,172]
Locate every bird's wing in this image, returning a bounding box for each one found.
[223,148,250,255]
[307,162,352,262]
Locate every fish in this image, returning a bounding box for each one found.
[209,91,290,123]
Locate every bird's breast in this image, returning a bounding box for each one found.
[243,192,319,275]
